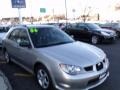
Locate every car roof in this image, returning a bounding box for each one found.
[27,24,55,28]
[9,24,57,33]
[12,24,55,28]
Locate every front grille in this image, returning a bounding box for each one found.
[84,61,104,72]
[96,62,103,71]
[84,66,93,71]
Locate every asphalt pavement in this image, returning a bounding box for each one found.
[0,70,12,90]
[0,39,120,90]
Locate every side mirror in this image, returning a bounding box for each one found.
[19,41,31,48]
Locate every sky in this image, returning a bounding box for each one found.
[0,0,120,21]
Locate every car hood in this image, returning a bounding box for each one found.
[37,41,106,67]
[96,28,115,33]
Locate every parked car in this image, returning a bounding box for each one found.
[44,22,66,29]
[63,23,117,44]
[99,22,120,37]
[0,25,10,47]
[2,24,109,90]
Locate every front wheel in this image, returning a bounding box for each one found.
[91,35,100,44]
[35,65,54,90]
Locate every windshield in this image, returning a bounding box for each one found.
[86,23,101,30]
[28,26,74,48]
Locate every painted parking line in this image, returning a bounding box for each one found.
[14,73,33,77]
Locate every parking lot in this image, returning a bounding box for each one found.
[0,39,119,90]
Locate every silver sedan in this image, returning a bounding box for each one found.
[2,25,109,90]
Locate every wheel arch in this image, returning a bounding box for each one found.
[34,62,51,75]
[34,62,45,73]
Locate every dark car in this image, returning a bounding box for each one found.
[63,23,117,44]
[99,23,120,37]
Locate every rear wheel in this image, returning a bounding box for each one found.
[35,65,54,90]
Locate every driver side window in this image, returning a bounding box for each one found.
[76,24,88,31]
[18,29,31,47]
[80,26,88,31]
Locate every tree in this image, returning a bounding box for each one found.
[81,7,92,22]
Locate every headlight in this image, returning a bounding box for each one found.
[104,57,109,69]
[59,64,81,75]
[101,32,110,36]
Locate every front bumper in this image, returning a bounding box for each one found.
[102,35,116,42]
[55,70,109,90]
[52,61,109,90]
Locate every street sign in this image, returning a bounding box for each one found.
[11,0,26,8]
[40,8,46,13]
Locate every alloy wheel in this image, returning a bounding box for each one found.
[91,36,99,44]
[37,69,49,89]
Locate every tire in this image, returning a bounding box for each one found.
[91,35,99,44]
[4,51,11,63]
[35,65,54,90]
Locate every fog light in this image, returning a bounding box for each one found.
[60,83,70,88]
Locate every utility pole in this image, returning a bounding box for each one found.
[30,0,33,24]
[18,8,22,24]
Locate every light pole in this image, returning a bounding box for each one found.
[65,0,68,24]
[52,8,55,22]
[30,0,33,24]
[18,8,22,24]
[72,9,76,20]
